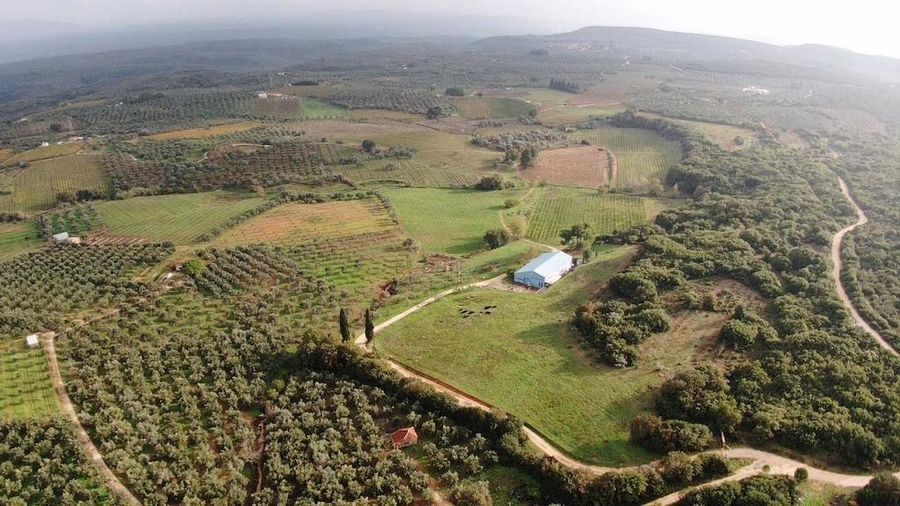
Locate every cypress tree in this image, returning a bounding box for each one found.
[365,309,375,343]
[339,307,351,342]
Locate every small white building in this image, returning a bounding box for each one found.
[514,251,574,289]
[52,231,70,243]
[40,141,50,147]
[25,334,39,348]
[742,86,770,95]
[257,92,268,99]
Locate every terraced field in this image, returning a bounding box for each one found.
[0,343,58,419]
[571,126,682,191]
[0,154,108,213]
[381,187,521,255]
[335,158,488,188]
[96,191,265,244]
[527,187,648,244]
[215,198,410,298]
[450,96,534,120]
[523,146,611,188]
[251,96,302,120]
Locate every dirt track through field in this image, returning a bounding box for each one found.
[42,331,142,506]
[832,177,898,355]
[359,276,899,497]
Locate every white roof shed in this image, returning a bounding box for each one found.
[52,232,69,242]
[25,334,39,348]
[514,251,574,288]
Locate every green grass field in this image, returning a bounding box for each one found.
[0,154,108,213]
[96,191,265,244]
[381,187,522,255]
[641,113,757,151]
[450,97,534,120]
[0,221,42,262]
[0,343,58,419]
[1,142,83,167]
[571,126,682,191]
[526,187,650,245]
[334,130,499,188]
[301,97,351,120]
[376,246,680,466]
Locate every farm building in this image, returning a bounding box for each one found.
[25,334,39,348]
[389,427,418,449]
[514,251,574,289]
[742,86,770,95]
[51,232,81,244]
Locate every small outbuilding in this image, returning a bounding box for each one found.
[52,231,69,243]
[25,334,39,348]
[514,251,574,289]
[390,427,418,449]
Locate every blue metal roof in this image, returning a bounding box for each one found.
[515,251,573,278]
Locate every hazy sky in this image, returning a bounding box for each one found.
[3,0,899,57]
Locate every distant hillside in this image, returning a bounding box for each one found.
[473,26,900,83]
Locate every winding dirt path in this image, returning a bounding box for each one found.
[359,278,898,495]
[832,177,898,356]
[42,332,142,506]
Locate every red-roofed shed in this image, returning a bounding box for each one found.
[390,427,418,449]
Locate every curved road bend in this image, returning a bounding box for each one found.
[832,177,898,356]
[358,250,900,495]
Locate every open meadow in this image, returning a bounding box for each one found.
[381,187,522,255]
[449,96,534,120]
[0,221,42,262]
[377,246,728,465]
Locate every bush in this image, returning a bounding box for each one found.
[856,473,900,506]
[448,480,492,505]
[631,414,713,453]
[474,175,504,191]
[794,467,808,482]
[483,229,510,249]
[445,87,466,97]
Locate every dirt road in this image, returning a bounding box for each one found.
[832,177,898,356]
[42,332,142,506]
[360,278,897,493]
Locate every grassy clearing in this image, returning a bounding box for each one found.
[333,130,500,188]
[571,126,682,191]
[0,149,12,164]
[1,142,83,167]
[0,221,42,262]
[376,240,548,322]
[146,121,261,140]
[377,247,679,466]
[349,109,423,121]
[300,98,350,120]
[0,342,58,419]
[96,191,265,245]
[523,146,610,188]
[642,113,757,151]
[381,187,521,255]
[539,104,625,126]
[797,481,855,505]
[0,154,108,213]
[526,187,649,245]
[214,198,411,300]
[450,97,533,120]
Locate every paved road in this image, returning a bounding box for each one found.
[832,177,898,356]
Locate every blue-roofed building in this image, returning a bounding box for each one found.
[513,251,574,289]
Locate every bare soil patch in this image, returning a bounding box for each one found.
[522,145,611,188]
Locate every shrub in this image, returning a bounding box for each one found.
[794,467,808,482]
[474,175,504,191]
[856,473,900,506]
[448,480,492,505]
[483,229,510,249]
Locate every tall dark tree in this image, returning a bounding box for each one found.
[339,307,351,342]
[365,309,375,343]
